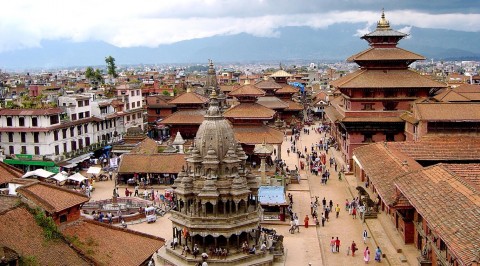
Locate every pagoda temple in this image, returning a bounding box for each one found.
[157,91,278,265]
[324,11,445,167]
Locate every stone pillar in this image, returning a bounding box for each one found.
[259,156,268,185]
[223,200,227,215]
[277,144,282,160]
[213,203,217,217]
[202,204,206,217]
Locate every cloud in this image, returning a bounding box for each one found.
[1,0,479,53]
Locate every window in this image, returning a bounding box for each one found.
[113,120,116,127]
[79,139,83,149]
[21,146,27,154]
[386,133,395,141]
[131,91,134,96]
[137,101,140,107]
[137,113,142,119]
[62,129,67,139]
[59,214,67,223]
[19,117,25,126]
[101,122,104,130]
[21,132,26,142]
[363,133,373,143]
[78,101,83,107]
[50,115,59,125]
[137,90,140,96]
[85,137,90,146]
[363,90,374,98]
[96,123,99,131]
[54,130,59,141]
[156,109,160,114]
[126,115,131,122]
[9,146,14,154]
[79,112,84,119]
[132,102,136,108]
[84,124,88,133]
[70,127,74,137]
[384,90,396,98]
[8,133,13,142]
[71,114,77,121]
[55,145,59,155]
[32,117,38,127]
[34,146,40,155]
[84,100,89,106]
[361,103,374,110]
[109,120,112,128]
[406,90,416,97]
[383,101,398,111]
[34,132,39,143]
[6,117,12,126]
[85,111,90,118]
[77,125,82,135]
[71,140,77,150]
[63,143,67,153]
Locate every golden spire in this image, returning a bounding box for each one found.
[377,8,391,30]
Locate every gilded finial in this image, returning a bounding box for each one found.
[377,8,391,30]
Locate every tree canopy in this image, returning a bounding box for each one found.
[105,56,118,78]
[85,67,104,85]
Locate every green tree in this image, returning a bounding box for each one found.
[105,56,118,78]
[85,67,104,85]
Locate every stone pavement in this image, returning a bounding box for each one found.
[278,122,420,266]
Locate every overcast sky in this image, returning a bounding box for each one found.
[1,0,479,53]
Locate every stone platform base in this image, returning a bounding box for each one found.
[157,246,275,266]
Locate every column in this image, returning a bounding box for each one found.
[223,200,227,215]
[277,144,282,160]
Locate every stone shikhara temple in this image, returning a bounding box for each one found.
[158,90,279,265]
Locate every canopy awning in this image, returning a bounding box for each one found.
[4,159,56,167]
[67,173,87,182]
[67,153,93,164]
[50,173,68,182]
[87,167,102,175]
[22,169,55,178]
[62,163,78,169]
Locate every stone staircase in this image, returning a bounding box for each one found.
[157,246,275,266]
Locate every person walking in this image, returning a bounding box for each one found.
[304,215,310,228]
[330,237,336,253]
[335,204,340,218]
[295,216,300,232]
[351,241,357,257]
[364,246,370,263]
[375,246,382,262]
[363,229,368,244]
[335,237,340,252]
[352,207,357,219]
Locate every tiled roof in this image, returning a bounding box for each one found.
[160,109,205,125]
[0,207,91,265]
[255,79,283,90]
[452,84,480,101]
[442,163,480,190]
[0,195,18,213]
[257,96,289,109]
[233,125,284,145]
[283,100,304,111]
[324,105,344,123]
[331,69,446,89]
[168,92,208,105]
[229,84,265,97]
[61,219,164,266]
[347,47,425,62]
[433,89,471,102]
[394,164,480,266]
[399,112,419,124]
[219,85,239,93]
[275,84,298,94]
[16,182,89,214]
[270,70,292,78]
[353,143,422,206]
[0,108,63,116]
[387,135,480,161]
[0,161,24,185]
[130,138,158,155]
[223,103,275,119]
[118,154,186,174]
[413,102,480,121]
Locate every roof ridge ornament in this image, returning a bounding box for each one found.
[377,8,391,30]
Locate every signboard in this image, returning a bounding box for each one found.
[15,154,33,160]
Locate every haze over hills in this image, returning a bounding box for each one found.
[1,23,479,70]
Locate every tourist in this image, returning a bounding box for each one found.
[364,246,370,263]
[201,252,208,261]
[172,236,178,250]
[335,237,340,252]
[221,248,228,259]
[289,220,295,234]
[321,213,325,227]
[375,246,382,262]
[330,237,335,253]
[249,245,256,254]
[260,242,267,253]
[193,244,199,258]
[351,241,357,257]
[134,185,139,197]
[363,229,368,243]
[352,207,357,219]
[335,204,340,218]
[345,199,349,212]
[294,216,300,232]
[181,244,190,257]
[98,212,104,222]
[242,241,249,254]
[304,215,309,228]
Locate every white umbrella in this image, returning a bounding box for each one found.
[87,166,102,175]
[50,173,68,182]
[22,169,55,178]
[67,173,88,182]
